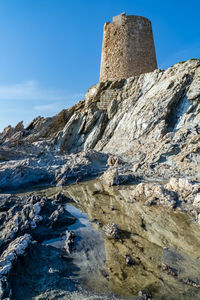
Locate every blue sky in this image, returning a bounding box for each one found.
[0,0,199,131]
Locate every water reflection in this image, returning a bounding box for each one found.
[63,180,200,299]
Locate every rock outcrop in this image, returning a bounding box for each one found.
[0,192,77,299]
[0,58,199,299]
[0,59,199,191]
[0,234,31,299]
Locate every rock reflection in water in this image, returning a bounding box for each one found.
[64,180,200,299]
[66,204,109,293]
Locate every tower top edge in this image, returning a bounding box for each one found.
[108,13,151,26]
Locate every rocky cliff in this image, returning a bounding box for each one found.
[0,59,200,299]
[0,59,200,189]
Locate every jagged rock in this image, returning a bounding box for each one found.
[124,254,135,266]
[107,156,120,167]
[138,290,152,300]
[0,194,76,252]
[100,167,134,186]
[102,223,120,239]
[0,234,32,298]
[0,198,44,249]
[100,167,120,186]
[48,205,73,229]
[166,177,200,206]
[193,194,200,207]
[0,60,199,190]
[0,234,32,276]
[162,263,178,276]
[64,230,75,254]
[132,182,177,208]
[54,192,70,203]
[198,214,200,225]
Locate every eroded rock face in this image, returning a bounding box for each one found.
[102,223,120,239]
[0,191,77,299]
[0,59,199,190]
[131,182,178,208]
[100,167,134,186]
[0,59,200,299]
[0,234,32,298]
[0,150,108,191]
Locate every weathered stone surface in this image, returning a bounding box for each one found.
[193,194,200,207]
[102,223,120,239]
[0,188,78,299]
[2,60,200,299]
[0,193,76,253]
[131,182,178,208]
[64,230,75,254]
[0,59,199,191]
[0,234,32,298]
[99,13,157,81]
[100,167,134,186]
[0,234,31,276]
[0,57,199,219]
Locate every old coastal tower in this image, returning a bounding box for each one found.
[99,13,157,82]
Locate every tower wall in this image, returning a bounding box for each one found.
[99,13,157,82]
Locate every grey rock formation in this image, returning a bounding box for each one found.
[102,223,120,239]
[0,234,32,298]
[0,192,77,299]
[0,59,199,191]
[1,55,200,299]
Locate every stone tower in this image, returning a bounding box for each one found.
[99,13,157,82]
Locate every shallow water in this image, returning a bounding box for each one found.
[43,204,109,293]
[11,180,200,299]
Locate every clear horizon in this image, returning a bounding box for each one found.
[0,0,199,132]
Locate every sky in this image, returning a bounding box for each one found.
[0,0,199,132]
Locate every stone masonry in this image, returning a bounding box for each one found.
[99,13,157,82]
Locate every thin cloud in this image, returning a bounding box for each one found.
[0,80,84,101]
[34,103,61,112]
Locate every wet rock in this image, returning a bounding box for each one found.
[100,167,134,186]
[0,198,44,249]
[0,234,32,298]
[138,289,152,299]
[100,167,120,186]
[54,192,70,203]
[166,178,200,201]
[181,278,200,288]
[49,205,73,229]
[0,234,32,276]
[0,58,200,299]
[102,223,120,239]
[132,183,177,208]
[193,194,200,207]
[162,263,178,276]
[0,276,10,299]
[197,214,200,225]
[64,230,76,254]
[124,254,135,266]
[144,198,157,206]
[107,156,120,167]
[0,193,77,251]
